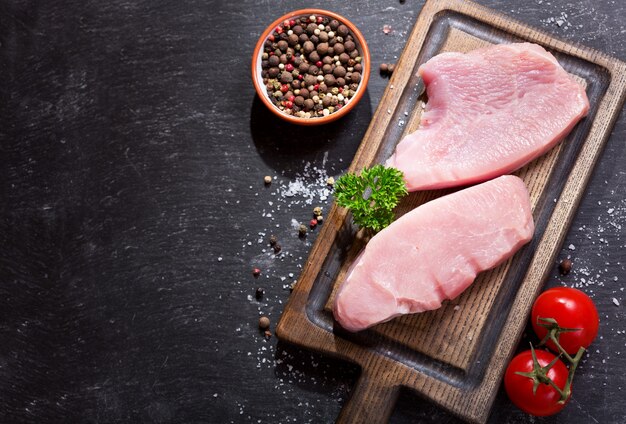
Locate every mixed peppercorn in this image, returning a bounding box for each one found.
[260,14,364,119]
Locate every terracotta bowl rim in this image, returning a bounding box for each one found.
[251,8,371,126]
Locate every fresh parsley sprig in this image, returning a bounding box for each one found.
[334,165,408,233]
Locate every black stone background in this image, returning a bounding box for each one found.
[1,1,625,423]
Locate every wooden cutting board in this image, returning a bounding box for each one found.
[276,0,626,422]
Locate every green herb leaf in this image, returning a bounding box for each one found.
[334,165,408,232]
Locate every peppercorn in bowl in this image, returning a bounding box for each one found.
[252,9,370,125]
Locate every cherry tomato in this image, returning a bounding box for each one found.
[504,349,570,416]
[531,287,599,354]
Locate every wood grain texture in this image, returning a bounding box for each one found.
[276,0,626,422]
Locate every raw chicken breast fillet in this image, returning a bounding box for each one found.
[333,175,534,332]
[386,43,589,191]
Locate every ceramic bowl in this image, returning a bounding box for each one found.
[252,9,370,125]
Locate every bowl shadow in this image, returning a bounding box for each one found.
[250,91,373,178]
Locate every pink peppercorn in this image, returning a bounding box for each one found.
[285,63,294,72]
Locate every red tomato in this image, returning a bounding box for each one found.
[504,349,570,416]
[531,287,599,354]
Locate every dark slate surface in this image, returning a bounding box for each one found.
[1,0,624,423]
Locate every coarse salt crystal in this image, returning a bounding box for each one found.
[613,298,620,307]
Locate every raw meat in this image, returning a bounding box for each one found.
[333,175,534,332]
[386,43,589,191]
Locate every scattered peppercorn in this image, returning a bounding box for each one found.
[264,175,272,184]
[255,287,264,300]
[298,224,308,237]
[264,330,272,338]
[380,63,396,76]
[252,268,261,278]
[259,316,270,330]
[326,176,335,186]
[313,206,323,216]
[269,235,278,246]
[310,218,318,228]
[260,14,364,119]
[273,243,282,254]
[316,215,324,223]
[559,258,572,275]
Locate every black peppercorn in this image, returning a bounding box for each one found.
[294,96,305,106]
[303,98,314,110]
[293,25,303,35]
[277,40,288,51]
[337,24,349,37]
[308,51,320,63]
[268,67,280,78]
[310,35,319,45]
[303,40,314,54]
[288,33,299,46]
[329,19,340,30]
[304,74,317,86]
[344,40,356,52]
[268,55,280,67]
[339,53,350,64]
[559,259,572,275]
[255,287,264,300]
[324,74,336,86]
[349,72,361,83]
[306,23,317,35]
[316,42,329,55]
[273,243,281,254]
[280,71,293,84]
[298,33,309,44]
[333,43,345,55]
[333,66,347,78]
[269,235,278,246]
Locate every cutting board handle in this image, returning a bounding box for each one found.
[336,371,400,424]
